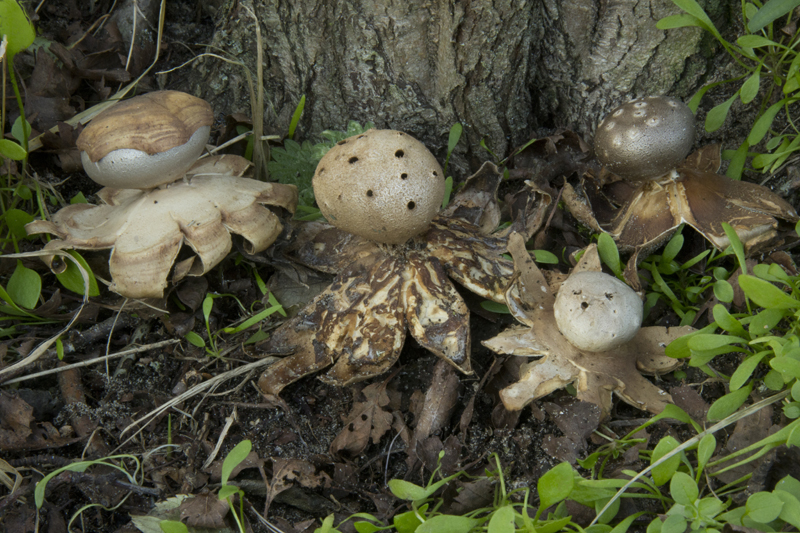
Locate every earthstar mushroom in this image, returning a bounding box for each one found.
[553,271,643,353]
[27,91,298,298]
[563,96,798,288]
[484,234,692,416]
[257,157,550,395]
[594,96,695,181]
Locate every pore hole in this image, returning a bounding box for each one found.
[581,302,589,309]
[407,201,416,210]
[395,150,404,158]
[337,140,348,145]
[349,156,359,164]
[400,173,408,179]
[366,190,374,197]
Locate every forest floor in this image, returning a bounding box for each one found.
[3,2,800,533]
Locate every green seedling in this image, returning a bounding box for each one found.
[479,136,540,170]
[35,454,142,510]
[0,0,34,159]
[441,122,462,209]
[185,292,285,356]
[268,119,375,209]
[218,439,251,533]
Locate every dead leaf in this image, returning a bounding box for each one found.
[175,277,209,311]
[179,492,230,529]
[0,392,34,441]
[541,399,600,463]
[670,386,709,422]
[444,477,495,516]
[541,435,583,464]
[265,458,328,515]
[406,360,461,469]
[207,451,263,482]
[330,381,393,455]
[39,122,84,172]
[0,391,81,451]
[412,360,460,444]
[713,405,778,485]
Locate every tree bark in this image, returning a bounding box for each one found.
[180,0,729,174]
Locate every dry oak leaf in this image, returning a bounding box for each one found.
[26,155,297,298]
[330,381,393,455]
[483,234,693,417]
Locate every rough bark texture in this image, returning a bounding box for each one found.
[531,0,718,132]
[178,0,730,174]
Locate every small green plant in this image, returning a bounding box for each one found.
[316,453,581,533]
[0,0,34,162]
[441,122,462,209]
[668,260,800,416]
[268,119,375,210]
[319,400,800,533]
[662,222,800,417]
[0,1,98,312]
[479,136,540,178]
[184,292,285,356]
[157,440,252,533]
[596,228,738,326]
[599,403,800,533]
[218,440,252,533]
[659,0,800,179]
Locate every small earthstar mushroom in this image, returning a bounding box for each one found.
[563,96,798,288]
[553,271,642,353]
[77,90,214,189]
[313,129,445,244]
[484,234,693,417]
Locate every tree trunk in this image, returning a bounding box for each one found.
[180,0,729,175]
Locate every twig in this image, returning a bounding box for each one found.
[1,339,180,385]
[114,478,161,497]
[115,357,278,451]
[202,407,238,470]
[105,299,127,376]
